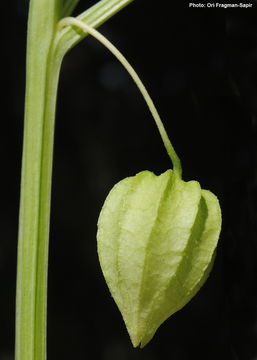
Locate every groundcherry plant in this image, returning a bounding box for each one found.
[16,0,222,359]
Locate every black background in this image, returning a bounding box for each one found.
[1,0,257,359]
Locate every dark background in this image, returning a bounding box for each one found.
[1,0,257,359]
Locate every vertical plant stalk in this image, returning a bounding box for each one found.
[16,1,60,359]
[15,1,134,360]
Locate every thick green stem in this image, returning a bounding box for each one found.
[15,1,134,360]
[15,1,60,359]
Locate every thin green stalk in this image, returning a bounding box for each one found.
[55,0,135,57]
[57,17,182,177]
[15,1,134,360]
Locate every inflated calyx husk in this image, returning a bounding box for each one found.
[97,169,221,347]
